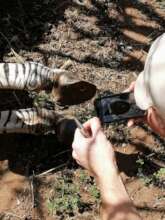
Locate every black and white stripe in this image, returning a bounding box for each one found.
[0,62,68,135]
[0,62,65,91]
[0,61,94,137]
[0,108,58,134]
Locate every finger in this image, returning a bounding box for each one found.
[127,116,146,127]
[72,150,78,160]
[74,118,91,138]
[75,160,81,166]
[127,119,134,127]
[123,81,136,93]
[72,128,89,149]
[129,81,136,91]
[73,127,87,141]
[72,151,82,166]
[83,117,101,136]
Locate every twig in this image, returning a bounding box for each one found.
[30,171,35,209]
[12,91,22,107]
[0,31,24,63]
[60,60,72,70]
[148,157,165,168]
[36,163,68,177]
[52,149,71,158]
[74,117,91,138]
[11,48,24,64]
[142,153,165,168]
[2,212,25,220]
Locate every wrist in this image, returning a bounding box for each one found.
[97,171,131,205]
[95,157,119,183]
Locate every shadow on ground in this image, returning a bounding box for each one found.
[0,0,164,70]
[0,133,74,176]
[0,0,70,59]
[0,1,165,218]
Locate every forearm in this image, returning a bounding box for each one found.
[97,172,141,220]
[100,201,141,220]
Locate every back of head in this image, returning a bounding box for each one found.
[134,33,165,118]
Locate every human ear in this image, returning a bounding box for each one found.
[147,107,165,136]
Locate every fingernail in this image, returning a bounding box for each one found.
[127,120,133,127]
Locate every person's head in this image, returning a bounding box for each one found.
[134,33,165,136]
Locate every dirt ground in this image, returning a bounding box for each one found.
[0,0,165,219]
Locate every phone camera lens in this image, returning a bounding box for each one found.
[111,101,130,115]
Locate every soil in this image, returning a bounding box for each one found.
[0,0,165,219]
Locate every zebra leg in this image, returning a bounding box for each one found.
[0,62,96,106]
[0,108,77,145]
[0,62,66,91]
[0,108,53,134]
[51,73,96,105]
[0,110,29,134]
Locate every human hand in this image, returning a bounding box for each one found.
[72,117,117,180]
[72,117,135,211]
[125,81,147,127]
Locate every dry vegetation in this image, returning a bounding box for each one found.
[0,0,165,219]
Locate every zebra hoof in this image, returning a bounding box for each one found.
[55,118,77,146]
[52,81,96,106]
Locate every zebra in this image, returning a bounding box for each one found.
[0,62,96,143]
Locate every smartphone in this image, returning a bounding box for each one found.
[94,92,145,124]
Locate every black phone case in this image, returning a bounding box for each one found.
[94,92,145,123]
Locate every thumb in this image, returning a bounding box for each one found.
[83,117,101,137]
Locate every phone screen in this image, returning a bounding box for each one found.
[94,92,145,123]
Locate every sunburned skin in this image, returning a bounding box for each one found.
[127,81,165,136]
[147,107,165,136]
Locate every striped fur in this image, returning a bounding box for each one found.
[0,62,68,136]
[0,62,96,139]
[0,108,64,134]
[0,61,96,105]
[0,108,77,145]
[0,62,65,91]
